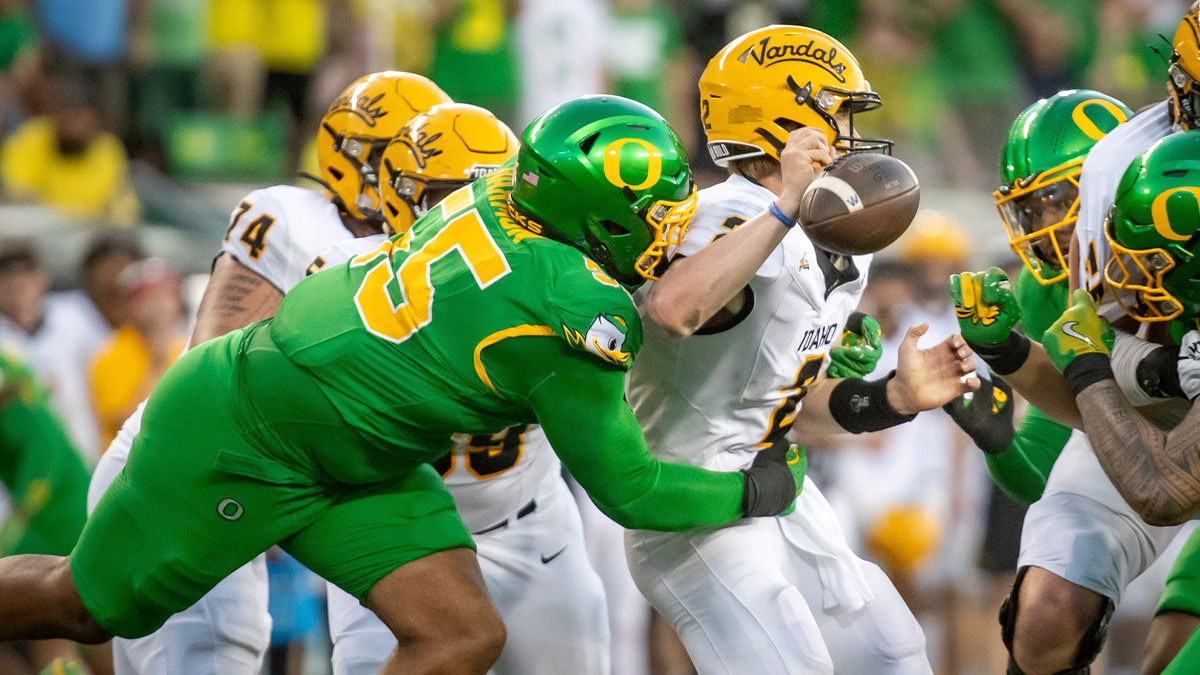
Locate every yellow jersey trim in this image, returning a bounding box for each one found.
[473,324,557,395]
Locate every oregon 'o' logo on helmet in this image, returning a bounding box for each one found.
[1151,186,1200,241]
[602,138,663,190]
[1071,99,1129,141]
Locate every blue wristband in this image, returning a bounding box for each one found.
[767,202,797,229]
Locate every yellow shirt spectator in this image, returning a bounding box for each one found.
[90,259,186,449]
[1,116,139,226]
[90,325,185,450]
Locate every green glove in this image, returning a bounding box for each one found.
[781,444,807,516]
[1042,289,1115,373]
[949,267,1021,346]
[827,312,883,379]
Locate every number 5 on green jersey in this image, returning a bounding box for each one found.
[353,209,511,343]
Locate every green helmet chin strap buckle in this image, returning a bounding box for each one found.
[509,95,697,288]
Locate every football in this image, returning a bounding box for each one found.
[797,153,921,256]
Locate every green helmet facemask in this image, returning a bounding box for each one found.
[509,95,697,288]
[1105,130,1200,322]
[995,90,1132,285]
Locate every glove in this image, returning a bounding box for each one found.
[827,312,883,379]
[949,267,1021,346]
[943,375,1015,454]
[1178,331,1200,400]
[1042,289,1114,373]
[741,442,807,518]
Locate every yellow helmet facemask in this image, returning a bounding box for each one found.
[1170,4,1200,131]
[313,71,451,224]
[381,103,519,235]
[994,161,1082,285]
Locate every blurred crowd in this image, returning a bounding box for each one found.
[0,0,1196,674]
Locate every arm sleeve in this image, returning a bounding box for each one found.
[984,405,1072,505]
[481,336,744,530]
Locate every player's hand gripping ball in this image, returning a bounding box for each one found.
[1042,289,1115,373]
[827,311,883,379]
[949,267,1021,346]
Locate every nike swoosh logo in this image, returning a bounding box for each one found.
[1061,321,1096,348]
[541,546,567,564]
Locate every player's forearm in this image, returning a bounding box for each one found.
[190,255,284,345]
[1077,377,1200,525]
[984,407,1071,505]
[588,460,745,531]
[1003,343,1084,429]
[644,209,789,338]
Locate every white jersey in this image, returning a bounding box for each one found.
[1074,100,1174,316]
[316,235,561,534]
[221,185,352,291]
[626,174,870,472]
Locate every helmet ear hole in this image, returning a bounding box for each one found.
[578,132,601,154]
[329,167,344,181]
[599,219,626,236]
[775,118,803,132]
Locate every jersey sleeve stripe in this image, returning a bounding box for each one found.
[473,325,557,395]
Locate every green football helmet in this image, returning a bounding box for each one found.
[1105,130,1200,322]
[509,95,696,287]
[995,90,1132,285]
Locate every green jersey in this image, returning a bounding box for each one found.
[272,165,640,482]
[266,164,744,530]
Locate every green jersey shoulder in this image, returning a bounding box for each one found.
[460,165,643,371]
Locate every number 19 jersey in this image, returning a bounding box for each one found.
[268,165,642,484]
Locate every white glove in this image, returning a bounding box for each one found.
[1178,330,1200,401]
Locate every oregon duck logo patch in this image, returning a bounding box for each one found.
[564,314,632,366]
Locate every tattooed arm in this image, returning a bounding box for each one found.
[189,255,284,345]
[1077,379,1200,526]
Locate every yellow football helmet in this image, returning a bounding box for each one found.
[315,71,451,223]
[1170,3,1200,130]
[698,25,890,167]
[381,102,519,234]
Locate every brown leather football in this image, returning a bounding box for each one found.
[797,153,920,255]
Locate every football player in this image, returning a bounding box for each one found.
[620,25,979,673]
[0,96,829,675]
[0,348,92,674]
[1040,129,1200,674]
[945,90,1146,675]
[947,89,1131,505]
[83,70,450,675]
[318,103,612,675]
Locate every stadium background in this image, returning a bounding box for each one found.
[0,0,1192,673]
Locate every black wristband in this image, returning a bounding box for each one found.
[1137,344,1187,399]
[828,371,917,434]
[1064,352,1115,396]
[740,440,795,517]
[967,332,1031,376]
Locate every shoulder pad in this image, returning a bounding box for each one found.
[550,254,642,370]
